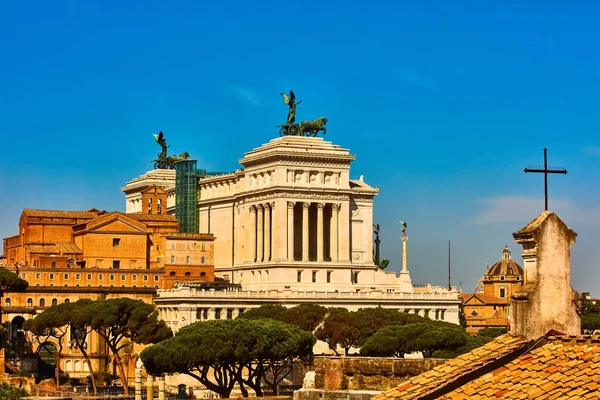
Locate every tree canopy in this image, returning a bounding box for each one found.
[0,268,29,293]
[141,318,315,398]
[239,303,327,333]
[361,323,469,358]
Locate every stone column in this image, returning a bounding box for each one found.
[134,359,142,400]
[250,206,257,262]
[330,204,340,262]
[158,375,166,400]
[146,375,154,400]
[302,202,310,261]
[264,203,272,262]
[317,203,325,262]
[402,233,408,272]
[287,201,295,261]
[257,205,264,262]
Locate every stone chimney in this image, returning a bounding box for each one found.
[510,211,580,340]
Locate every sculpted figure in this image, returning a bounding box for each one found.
[299,117,328,136]
[280,90,302,124]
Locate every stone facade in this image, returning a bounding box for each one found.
[510,211,581,340]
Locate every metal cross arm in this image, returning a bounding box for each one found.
[524,148,567,211]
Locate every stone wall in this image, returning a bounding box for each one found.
[305,356,447,391]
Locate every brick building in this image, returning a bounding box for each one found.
[0,185,215,381]
[462,247,523,334]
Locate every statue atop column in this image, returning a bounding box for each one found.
[278,91,328,137]
[152,131,191,169]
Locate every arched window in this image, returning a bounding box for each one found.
[64,298,70,304]
[4,298,10,307]
[26,298,33,307]
[185,272,191,277]
[52,298,58,306]
[39,298,45,307]
[200,272,206,277]
[169,271,176,276]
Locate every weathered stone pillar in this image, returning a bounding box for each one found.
[134,359,142,400]
[250,206,257,262]
[158,375,166,400]
[401,233,408,272]
[330,204,340,262]
[264,203,272,262]
[208,308,216,320]
[146,375,154,400]
[287,201,295,261]
[257,205,264,262]
[317,203,325,262]
[302,202,310,261]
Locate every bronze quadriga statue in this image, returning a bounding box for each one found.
[278,91,327,137]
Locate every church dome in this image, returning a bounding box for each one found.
[488,246,523,277]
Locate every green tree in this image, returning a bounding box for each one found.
[0,381,29,399]
[283,304,327,332]
[477,327,507,339]
[24,302,72,387]
[0,268,29,294]
[238,305,288,322]
[315,308,361,355]
[87,298,172,395]
[582,313,600,335]
[361,323,469,358]
[141,318,314,398]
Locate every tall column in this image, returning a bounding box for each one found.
[330,204,340,262]
[250,206,257,262]
[257,205,264,262]
[317,203,325,262]
[287,201,295,261]
[402,232,408,272]
[158,375,166,400]
[302,202,310,261]
[264,203,271,262]
[146,375,154,400]
[134,359,142,400]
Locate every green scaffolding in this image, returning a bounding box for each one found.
[175,159,198,233]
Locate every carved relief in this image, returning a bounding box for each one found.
[287,201,296,209]
[317,202,326,209]
[243,192,350,204]
[302,202,311,210]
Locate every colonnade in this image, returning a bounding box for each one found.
[249,203,273,262]
[287,201,340,262]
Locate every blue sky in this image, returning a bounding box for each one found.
[2,1,600,294]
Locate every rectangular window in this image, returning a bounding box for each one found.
[312,271,317,283]
[297,270,302,283]
[154,275,159,281]
[143,275,148,281]
[87,274,92,280]
[499,287,506,298]
[227,309,233,319]
[215,308,221,320]
[201,256,206,264]
[51,261,56,268]
[186,242,191,250]
[121,274,126,280]
[201,242,206,251]
[171,243,176,250]
[132,274,137,281]
[113,238,120,247]
[64,273,69,280]
[75,274,80,280]
[327,271,332,283]
[185,256,191,264]
[110,274,115,281]
[49,273,54,280]
[98,274,104,281]
[112,260,120,269]
[171,255,176,264]
[35,273,41,280]
[21,273,26,279]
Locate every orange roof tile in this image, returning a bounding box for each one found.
[376,335,600,399]
[372,335,530,400]
[22,209,105,219]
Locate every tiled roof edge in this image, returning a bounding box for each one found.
[420,336,544,399]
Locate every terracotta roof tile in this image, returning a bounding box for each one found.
[372,335,529,400]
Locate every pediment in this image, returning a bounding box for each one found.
[84,212,148,234]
